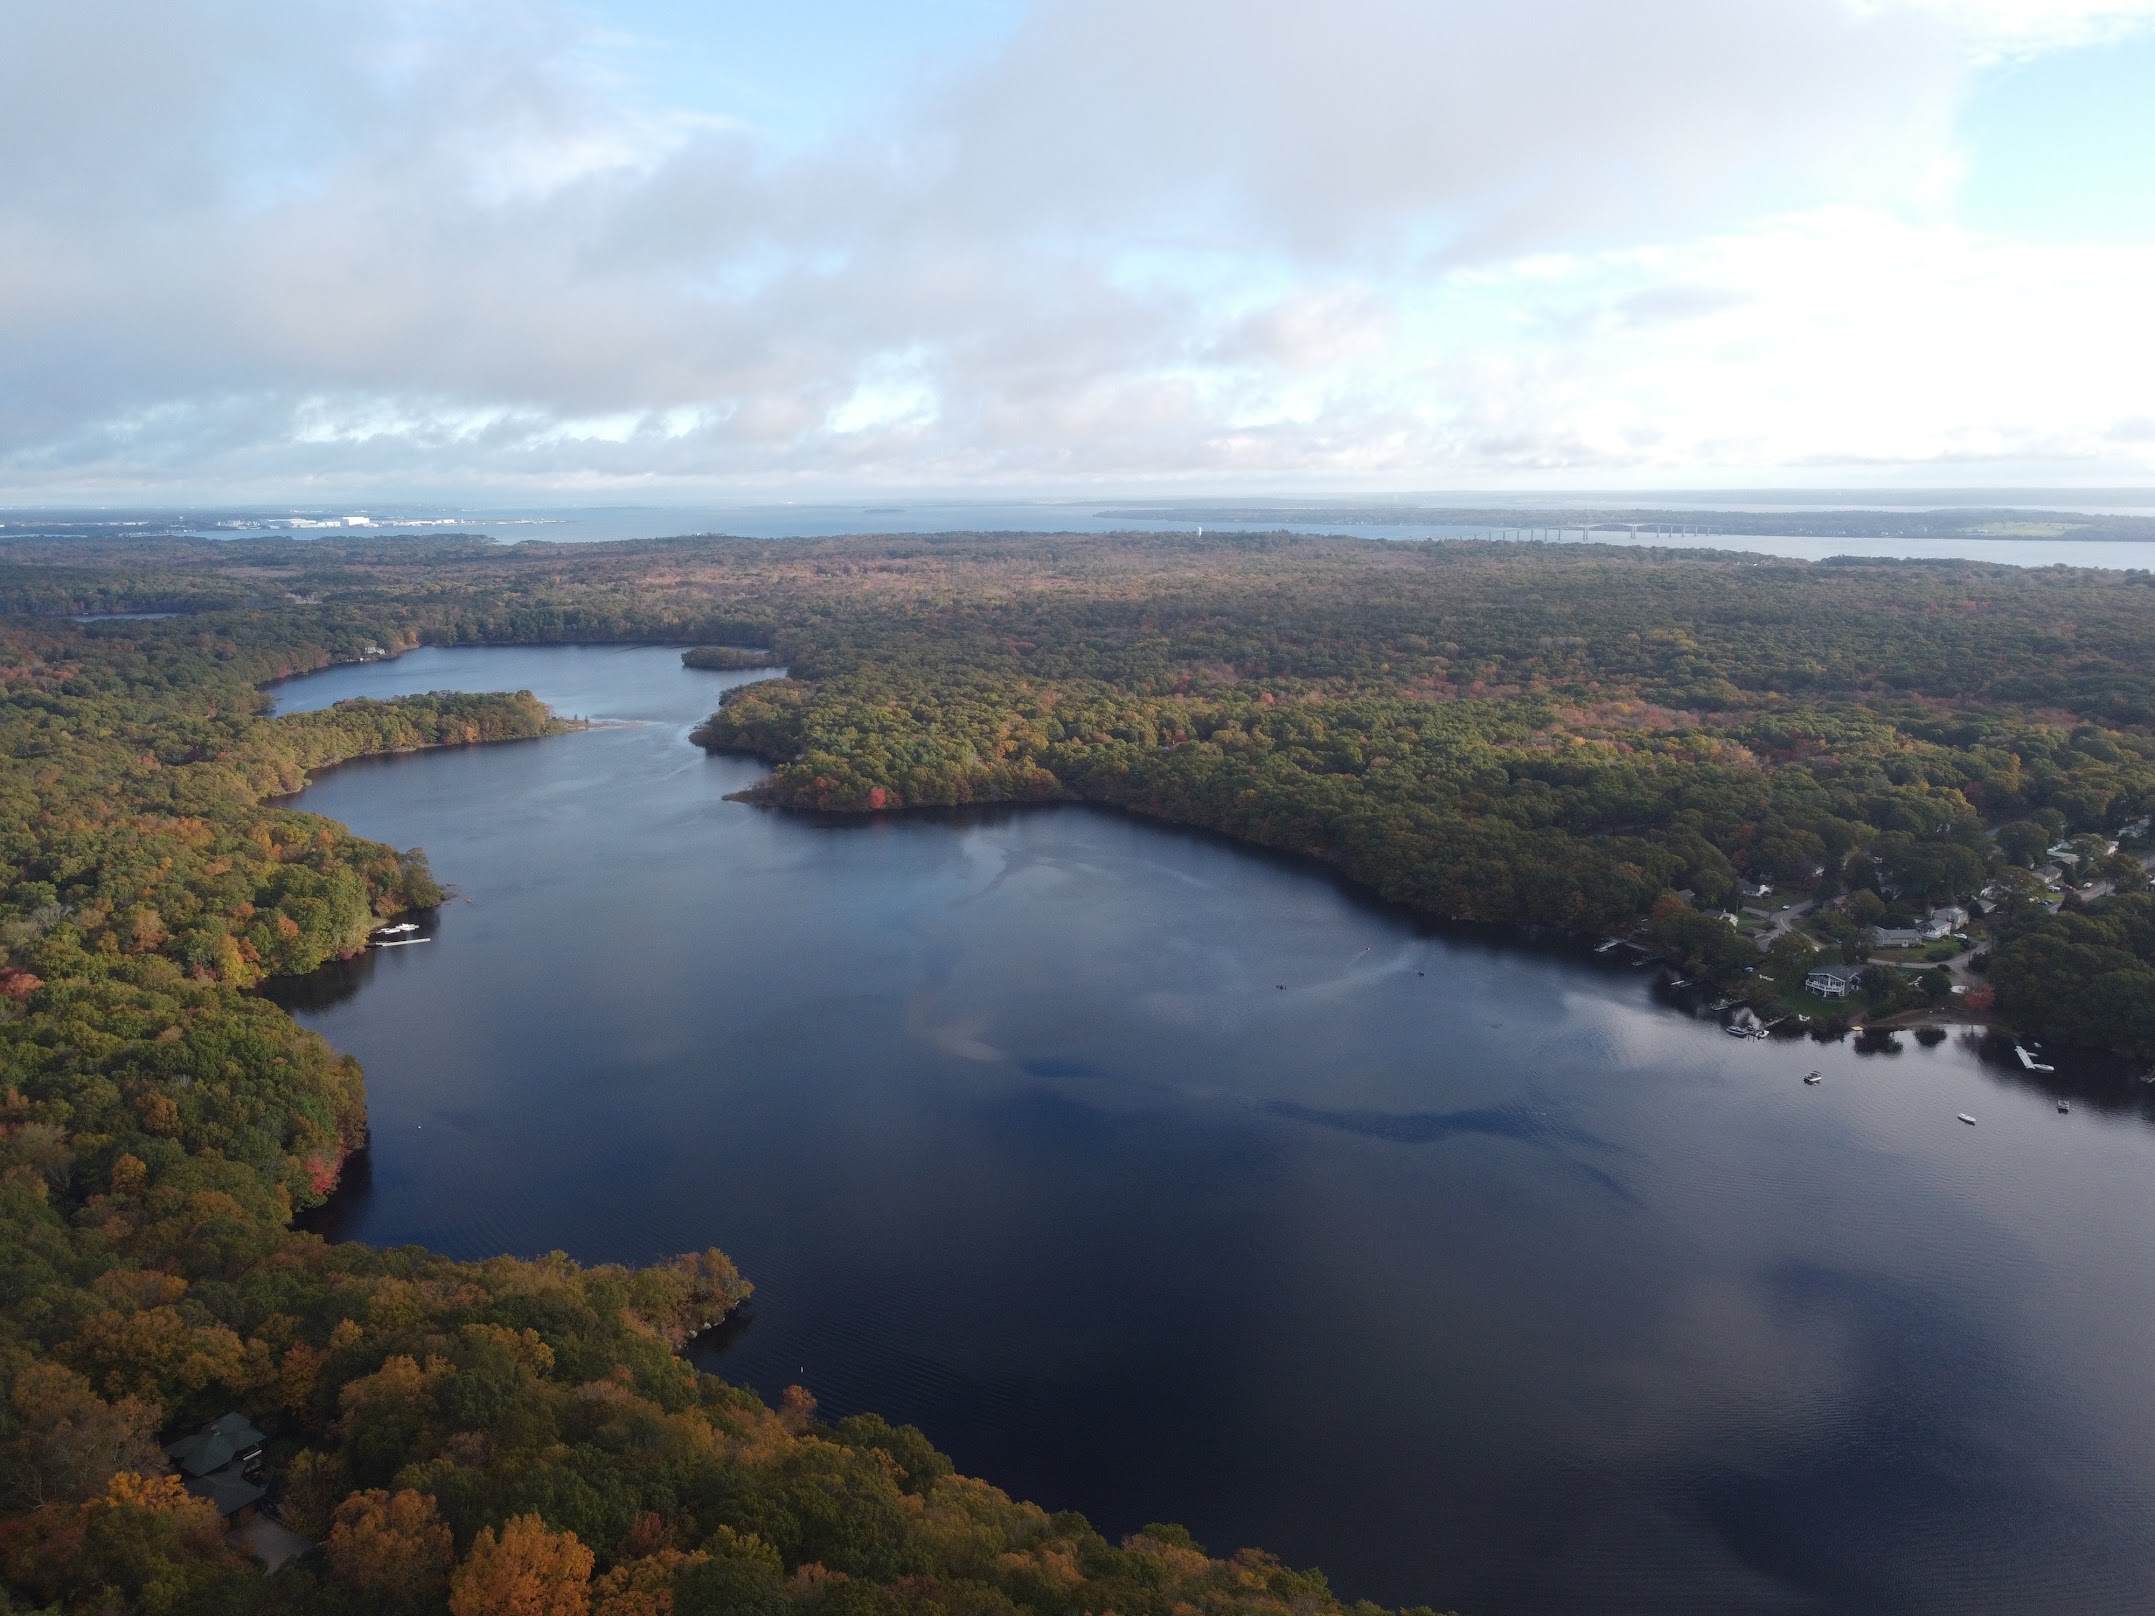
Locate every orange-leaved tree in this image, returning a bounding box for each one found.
[327,1488,455,1605]
[450,1513,595,1616]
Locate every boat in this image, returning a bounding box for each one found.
[1724,1022,1752,1038]
[373,922,419,936]
[2058,1100,2071,1114]
[1805,1072,1821,1085]
[1957,1113,1976,1125]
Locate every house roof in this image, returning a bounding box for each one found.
[184,1468,266,1517]
[165,1413,267,1478]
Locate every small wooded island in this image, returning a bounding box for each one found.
[681,645,780,672]
[3,527,2153,1614]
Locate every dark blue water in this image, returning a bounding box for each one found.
[270,645,2155,1616]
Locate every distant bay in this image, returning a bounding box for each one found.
[13,492,2155,568]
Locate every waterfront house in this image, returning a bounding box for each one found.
[1805,963,1864,999]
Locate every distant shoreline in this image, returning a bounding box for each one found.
[1095,504,2155,542]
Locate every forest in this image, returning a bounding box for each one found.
[5,526,2155,1612]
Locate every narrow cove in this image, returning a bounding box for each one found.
[266,643,2155,1616]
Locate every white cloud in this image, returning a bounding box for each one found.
[1380,209,2155,476]
[0,0,2150,495]
[1904,0,2155,55]
[926,0,1966,258]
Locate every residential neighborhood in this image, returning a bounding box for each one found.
[1630,811,2155,1040]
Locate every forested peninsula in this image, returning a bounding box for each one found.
[4,527,2155,1612]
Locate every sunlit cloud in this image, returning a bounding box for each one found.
[0,0,2151,496]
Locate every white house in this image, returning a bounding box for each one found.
[1921,906,1969,939]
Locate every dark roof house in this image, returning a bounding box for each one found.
[164,1413,267,1518]
[166,1412,265,1478]
[188,1465,267,1518]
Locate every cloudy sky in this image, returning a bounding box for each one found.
[3,0,2153,499]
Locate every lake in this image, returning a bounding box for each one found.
[270,645,2155,1616]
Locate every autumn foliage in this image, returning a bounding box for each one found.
[451,1514,596,1616]
[328,1488,456,1604]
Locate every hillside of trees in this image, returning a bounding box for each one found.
[1988,894,2155,1055]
